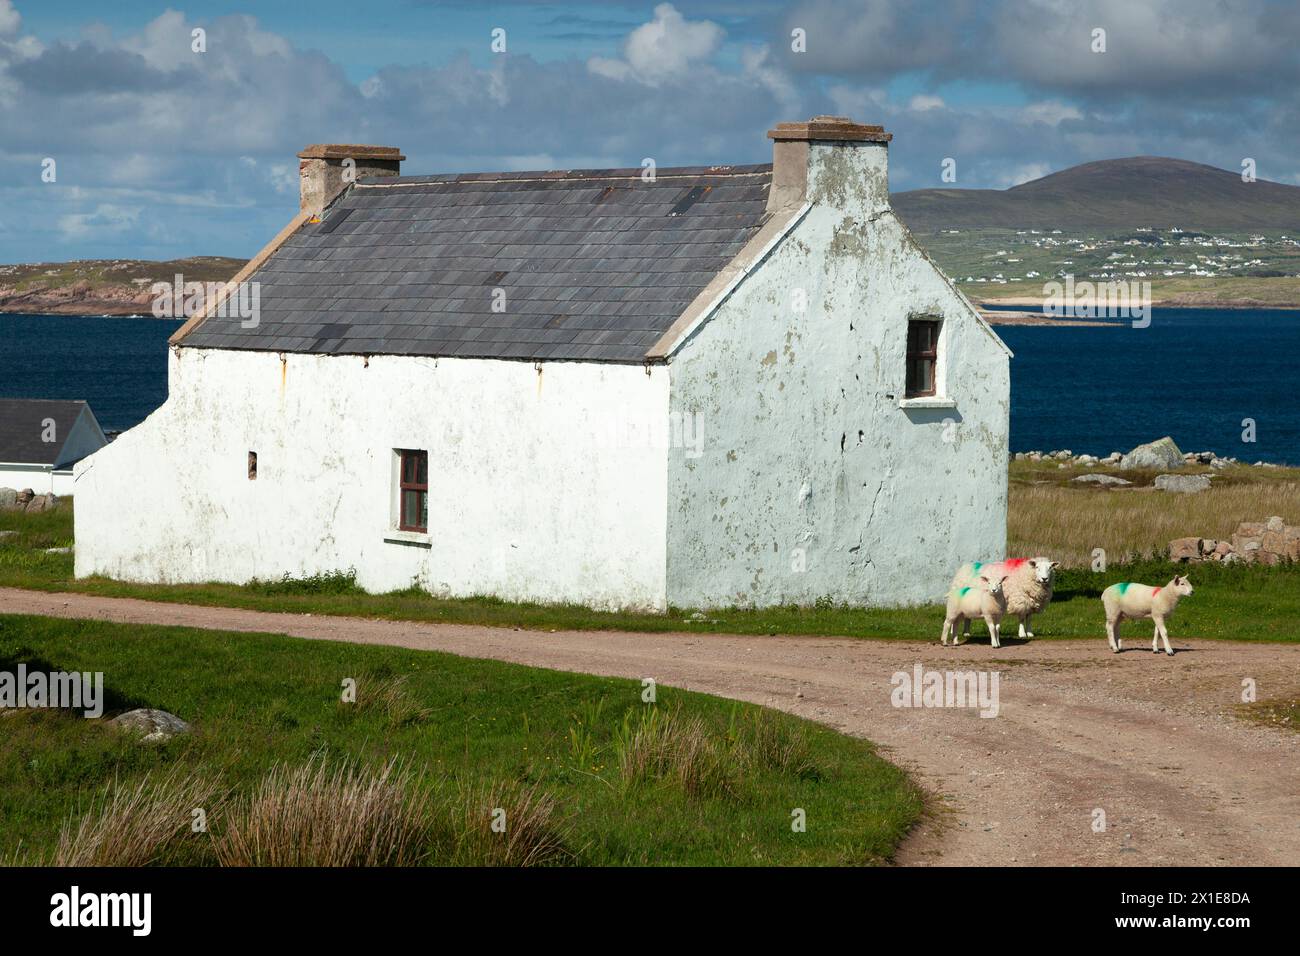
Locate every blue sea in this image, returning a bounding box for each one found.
[1,309,1297,463]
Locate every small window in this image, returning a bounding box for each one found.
[398,450,428,533]
[905,319,940,398]
[248,451,258,480]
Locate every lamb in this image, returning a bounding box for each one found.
[1102,576,1194,656]
[950,557,1058,640]
[942,575,1008,648]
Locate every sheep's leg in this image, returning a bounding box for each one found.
[985,615,1000,648]
[962,619,972,640]
[1152,625,1160,654]
[941,618,951,646]
[1156,617,1174,656]
[1106,618,1118,652]
[1113,614,1123,652]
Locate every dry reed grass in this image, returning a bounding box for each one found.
[1010,479,1300,566]
[213,758,431,867]
[43,766,223,867]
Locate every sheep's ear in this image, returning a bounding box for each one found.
[1028,559,1037,567]
[979,575,989,583]
[1173,575,1182,584]
[1050,561,1060,570]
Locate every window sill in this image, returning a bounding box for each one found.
[898,396,957,410]
[384,529,431,548]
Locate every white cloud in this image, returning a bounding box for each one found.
[995,162,1052,187]
[58,203,141,240]
[0,0,20,38]
[1020,100,1083,126]
[909,94,945,112]
[588,4,724,85]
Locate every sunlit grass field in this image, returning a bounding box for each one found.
[0,614,921,866]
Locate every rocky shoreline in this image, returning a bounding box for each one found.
[1015,435,1282,473]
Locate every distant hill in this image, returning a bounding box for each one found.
[0,257,246,316]
[893,157,1300,233]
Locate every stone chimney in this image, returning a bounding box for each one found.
[297,144,405,216]
[766,116,892,214]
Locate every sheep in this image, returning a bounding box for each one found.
[950,557,1058,640]
[1102,576,1194,656]
[942,575,1008,647]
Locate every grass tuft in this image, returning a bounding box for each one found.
[449,780,574,867]
[39,765,223,867]
[213,758,431,867]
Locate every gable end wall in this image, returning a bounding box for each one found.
[665,200,1009,608]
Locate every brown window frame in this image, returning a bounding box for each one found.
[397,449,429,533]
[905,319,941,398]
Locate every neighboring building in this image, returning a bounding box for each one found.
[75,116,1010,610]
[0,398,108,496]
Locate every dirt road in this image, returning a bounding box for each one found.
[3,586,1297,866]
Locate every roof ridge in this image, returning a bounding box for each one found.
[357,164,773,188]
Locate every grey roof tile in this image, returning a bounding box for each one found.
[183,164,772,362]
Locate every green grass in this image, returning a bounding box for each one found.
[3,499,1298,643]
[1236,697,1300,734]
[0,614,922,866]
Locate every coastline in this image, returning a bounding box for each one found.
[4,302,1296,325]
[975,295,1300,312]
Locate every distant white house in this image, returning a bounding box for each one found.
[0,398,108,496]
[75,116,1011,610]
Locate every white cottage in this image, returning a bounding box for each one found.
[75,116,1010,611]
[0,398,107,496]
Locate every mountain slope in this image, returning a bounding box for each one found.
[893,157,1300,233]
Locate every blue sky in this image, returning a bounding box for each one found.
[2,0,1297,262]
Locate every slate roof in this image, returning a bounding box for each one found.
[0,399,90,466]
[182,164,774,363]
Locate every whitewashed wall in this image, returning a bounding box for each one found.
[75,349,670,610]
[664,142,1010,608]
[0,466,74,496]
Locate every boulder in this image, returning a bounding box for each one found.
[15,488,34,505]
[1262,527,1300,561]
[1266,516,1285,532]
[0,488,16,510]
[1071,473,1132,487]
[107,709,192,743]
[1120,436,1184,471]
[1169,537,1202,562]
[1233,535,1263,562]
[25,493,56,513]
[1153,474,1211,493]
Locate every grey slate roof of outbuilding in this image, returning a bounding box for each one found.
[182,164,774,363]
[0,399,90,466]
